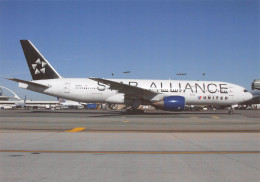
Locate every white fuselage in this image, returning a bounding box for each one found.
[18,78,252,106]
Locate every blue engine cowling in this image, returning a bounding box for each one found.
[153,96,185,111]
[164,96,185,111]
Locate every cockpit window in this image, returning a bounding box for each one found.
[244,89,248,92]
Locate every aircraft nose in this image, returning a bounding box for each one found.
[244,92,253,102]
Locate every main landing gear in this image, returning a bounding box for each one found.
[124,100,144,114]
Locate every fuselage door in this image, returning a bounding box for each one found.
[64,83,70,93]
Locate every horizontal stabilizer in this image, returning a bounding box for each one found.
[6,78,50,88]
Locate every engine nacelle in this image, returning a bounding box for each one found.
[152,96,185,111]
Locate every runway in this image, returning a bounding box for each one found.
[0,110,259,132]
[0,110,259,182]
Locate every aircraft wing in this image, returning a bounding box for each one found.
[89,77,159,99]
[6,78,50,88]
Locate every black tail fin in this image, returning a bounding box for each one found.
[20,40,62,80]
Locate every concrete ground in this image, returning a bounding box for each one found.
[0,110,259,182]
[0,109,259,131]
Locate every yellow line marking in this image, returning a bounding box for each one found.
[0,150,259,154]
[1,130,259,133]
[121,120,129,123]
[212,116,220,119]
[65,127,85,132]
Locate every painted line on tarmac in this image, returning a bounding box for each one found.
[81,130,260,133]
[1,130,259,133]
[121,120,130,123]
[0,150,260,154]
[121,116,129,122]
[65,127,85,132]
[211,116,220,119]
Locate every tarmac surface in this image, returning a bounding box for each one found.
[0,109,259,182]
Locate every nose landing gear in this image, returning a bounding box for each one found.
[228,105,236,115]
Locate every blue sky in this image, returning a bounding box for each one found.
[0,0,259,100]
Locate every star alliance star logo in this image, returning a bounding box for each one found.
[31,58,47,74]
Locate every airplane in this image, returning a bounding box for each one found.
[7,40,253,114]
[57,98,84,109]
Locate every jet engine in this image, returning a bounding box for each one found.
[152,96,185,111]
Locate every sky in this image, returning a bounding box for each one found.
[0,0,259,100]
